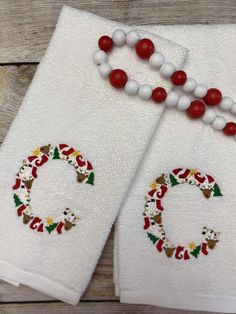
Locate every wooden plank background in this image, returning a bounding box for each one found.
[0,1,235,313]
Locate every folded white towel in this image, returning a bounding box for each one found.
[0,6,186,304]
[114,25,236,313]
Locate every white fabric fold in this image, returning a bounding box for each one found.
[0,6,187,304]
[114,25,236,313]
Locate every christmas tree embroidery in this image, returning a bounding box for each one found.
[169,174,179,187]
[14,193,23,207]
[213,183,222,197]
[52,146,60,159]
[87,172,94,185]
[147,232,159,244]
[190,245,201,258]
[45,223,58,234]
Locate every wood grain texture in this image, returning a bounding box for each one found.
[1,1,236,312]
[0,301,214,314]
[0,65,36,142]
[1,0,236,62]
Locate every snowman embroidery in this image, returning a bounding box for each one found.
[143,168,222,260]
[13,144,94,235]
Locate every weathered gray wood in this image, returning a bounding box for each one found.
[0,301,216,314]
[1,2,236,311]
[0,0,127,63]
[0,65,36,142]
[0,274,116,302]
[1,0,236,63]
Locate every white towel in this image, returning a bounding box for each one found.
[114,25,236,313]
[0,6,187,304]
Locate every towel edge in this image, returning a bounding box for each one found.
[0,260,79,305]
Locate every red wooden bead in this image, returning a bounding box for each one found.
[152,87,167,103]
[203,88,222,106]
[98,35,113,52]
[186,100,206,119]
[109,69,128,89]
[135,38,155,59]
[223,122,236,136]
[171,70,187,86]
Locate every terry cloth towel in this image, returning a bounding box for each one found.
[114,25,236,313]
[0,6,187,305]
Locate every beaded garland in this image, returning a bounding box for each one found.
[93,29,236,139]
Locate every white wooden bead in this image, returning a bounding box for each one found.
[160,62,176,78]
[98,63,112,78]
[149,52,165,69]
[177,95,191,111]
[138,85,153,100]
[125,80,139,95]
[202,109,216,124]
[126,30,140,48]
[93,50,108,65]
[193,84,208,98]
[165,91,179,107]
[183,78,197,93]
[231,103,236,115]
[112,29,126,46]
[219,97,233,111]
[212,116,226,131]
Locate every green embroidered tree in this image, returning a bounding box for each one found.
[87,172,94,185]
[147,232,159,244]
[190,245,201,258]
[53,147,60,159]
[213,183,222,197]
[169,174,179,187]
[45,223,58,234]
[14,194,23,207]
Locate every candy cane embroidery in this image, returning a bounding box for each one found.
[143,168,222,260]
[13,144,94,235]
